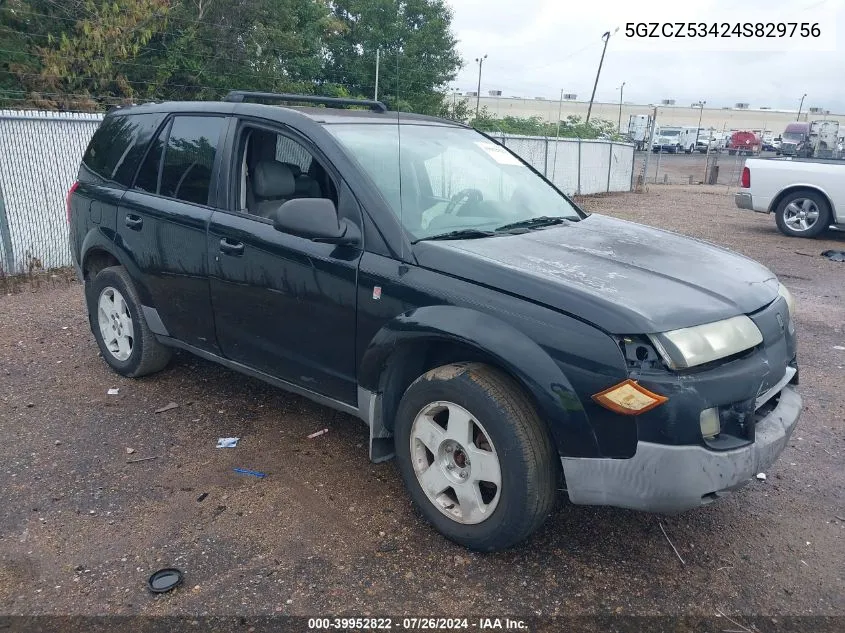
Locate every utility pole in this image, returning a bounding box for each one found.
[617,82,625,133]
[640,105,658,189]
[693,100,706,146]
[551,89,564,181]
[586,31,611,124]
[374,48,380,101]
[797,93,807,121]
[474,54,487,119]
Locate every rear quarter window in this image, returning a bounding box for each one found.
[79,112,166,186]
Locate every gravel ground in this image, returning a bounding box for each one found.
[1,185,843,621]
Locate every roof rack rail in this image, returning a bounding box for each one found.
[223,91,388,113]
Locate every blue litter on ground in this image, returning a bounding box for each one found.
[233,467,266,478]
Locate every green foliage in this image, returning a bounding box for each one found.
[0,0,462,112]
[471,111,621,140]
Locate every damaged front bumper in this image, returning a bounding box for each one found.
[560,385,801,513]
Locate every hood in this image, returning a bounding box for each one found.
[414,215,779,334]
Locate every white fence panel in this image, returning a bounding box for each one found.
[0,110,102,273]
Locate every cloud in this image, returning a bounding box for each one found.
[448,0,845,111]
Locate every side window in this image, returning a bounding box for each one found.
[80,113,165,186]
[134,120,169,194]
[237,125,337,218]
[159,116,226,205]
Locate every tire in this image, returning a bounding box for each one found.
[393,362,558,551]
[86,265,172,377]
[774,190,831,238]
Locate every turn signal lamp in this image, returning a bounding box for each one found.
[592,379,668,415]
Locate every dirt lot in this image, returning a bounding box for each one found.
[1,186,844,622]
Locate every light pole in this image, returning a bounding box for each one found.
[797,93,807,121]
[693,100,706,146]
[474,54,487,119]
[617,82,625,133]
[586,31,612,124]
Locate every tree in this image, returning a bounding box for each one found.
[323,0,462,114]
[0,0,463,112]
[1,0,170,109]
[139,0,339,101]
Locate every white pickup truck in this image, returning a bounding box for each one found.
[735,157,845,237]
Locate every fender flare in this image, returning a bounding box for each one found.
[80,228,154,306]
[358,305,601,461]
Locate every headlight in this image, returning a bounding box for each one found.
[648,315,763,369]
[778,283,795,318]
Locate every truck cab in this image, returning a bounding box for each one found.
[780,122,811,157]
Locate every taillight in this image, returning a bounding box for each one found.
[741,166,750,188]
[66,181,79,224]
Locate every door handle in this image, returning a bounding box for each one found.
[125,214,143,230]
[219,238,245,256]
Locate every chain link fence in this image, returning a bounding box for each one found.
[0,111,636,274]
[632,147,755,188]
[0,110,103,274]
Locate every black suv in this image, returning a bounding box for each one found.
[69,92,801,551]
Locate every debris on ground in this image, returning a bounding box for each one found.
[148,568,183,594]
[233,467,266,478]
[154,402,179,414]
[125,447,135,455]
[821,250,845,262]
[756,472,767,481]
[126,455,158,464]
[307,428,329,439]
[834,346,845,351]
[107,388,119,395]
[658,520,685,566]
[216,437,239,448]
[196,493,208,503]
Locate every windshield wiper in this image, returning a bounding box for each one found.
[417,228,497,242]
[494,216,568,232]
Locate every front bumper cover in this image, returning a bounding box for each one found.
[561,385,801,513]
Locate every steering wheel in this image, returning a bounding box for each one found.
[444,188,483,215]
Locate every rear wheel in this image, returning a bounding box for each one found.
[775,190,831,238]
[394,363,558,551]
[87,266,172,377]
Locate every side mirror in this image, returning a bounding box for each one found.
[272,198,347,242]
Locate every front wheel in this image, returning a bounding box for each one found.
[394,363,558,551]
[775,190,831,238]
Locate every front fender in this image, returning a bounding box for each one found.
[359,305,603,459]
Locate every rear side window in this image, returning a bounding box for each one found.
[134,115,226,206]
[80,113,166,186]
[161,116,225,205]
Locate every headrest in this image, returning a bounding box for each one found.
[253,161,295,199]
[280,162,302,177]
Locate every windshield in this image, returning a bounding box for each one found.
[660,130,680,136]
[326,123,582,240]
[783,132,805,141]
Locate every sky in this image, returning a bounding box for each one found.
[448,0,845,112]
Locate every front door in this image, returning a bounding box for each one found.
[207,121,362,405]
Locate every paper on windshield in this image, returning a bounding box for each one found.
[474,141,522,165]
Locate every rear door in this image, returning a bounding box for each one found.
[72,112,166,266]
[117,114,230,353]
